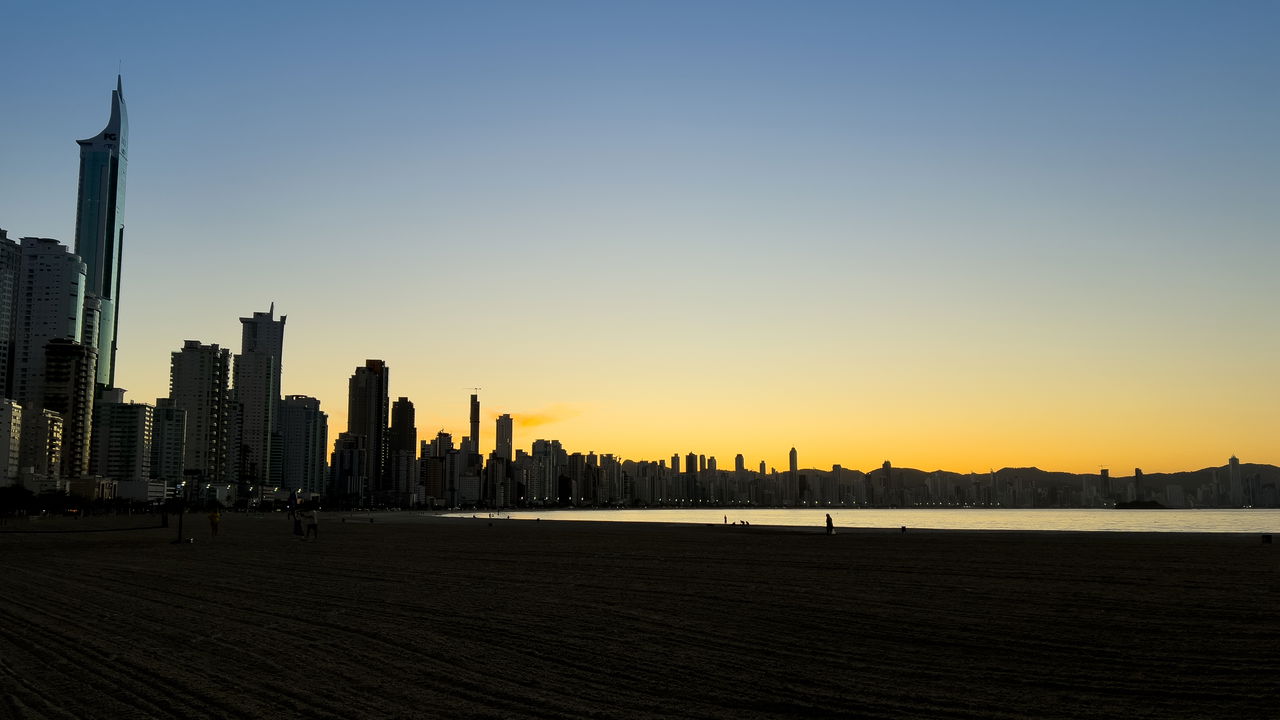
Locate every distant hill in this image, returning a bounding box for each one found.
[799,463,1280,491]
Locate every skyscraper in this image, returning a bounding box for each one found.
[789,447,799,505]
[0,399,20,483]
[469,393,480,458]
[235,306,285,488]
[90,393,156,500]
[18,409,62,490]
[347,360,388,503]
[240,305,285,390]
[42,338,97,480]
[0,230,20,397]
[74,76,128,392]
[389,397,417,505]
[11,238,86,411]
[168,341,231,490]
[389,397,416,455]
[495,414,513,464]
[232,351,273,485]
[330,432,368,504]
[279,395,327,496]
[150,398,186,494]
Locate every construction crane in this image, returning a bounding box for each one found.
[463,387,482,393]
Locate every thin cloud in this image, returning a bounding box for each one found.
[508,404,583,429]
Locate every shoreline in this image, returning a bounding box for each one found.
[3,508,1276,538]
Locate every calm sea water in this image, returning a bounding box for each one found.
[442,508,1280,534]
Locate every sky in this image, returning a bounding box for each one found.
[2,0,1276,475]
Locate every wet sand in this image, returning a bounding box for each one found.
[1,513,1275,719]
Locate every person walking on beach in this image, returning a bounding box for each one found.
[208,507,221,538]
[825,513,834,536]
[304,508,319,540]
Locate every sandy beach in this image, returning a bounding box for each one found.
[0,512,1275,719]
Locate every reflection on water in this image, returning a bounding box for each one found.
[448,508,1280,533]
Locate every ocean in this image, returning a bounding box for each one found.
[443,507,1280,533]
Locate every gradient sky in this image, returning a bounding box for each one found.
[3,0,1276,474]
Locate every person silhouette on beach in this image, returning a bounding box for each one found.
[825,513,834,536]
[208,507,221,538]
[305,508,319,539]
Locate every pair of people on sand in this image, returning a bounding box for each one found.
[295,508,319,539]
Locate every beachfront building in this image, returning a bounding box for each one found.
[233,350,274,489]
[0,399,20,482]
[278,395,327,496]
[74,76,128,392]
[347,360,389,504]
[168,341,232,497]
[495,414,513,464]
[11,238,87,413]
[235,306,285,490]
[18,409,63,492]
[330,432,368,506]
[0,231,19,398]
[41,337,97,482]
[150,399,186,496]
[389,397,417,506]
[91,391,158,501]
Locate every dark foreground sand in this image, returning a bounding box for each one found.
[1,513,1276,719]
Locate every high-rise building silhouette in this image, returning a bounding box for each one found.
[488,414,514,507]
[11,238,86,411]
[469,393,480,458]
[233,307,284,489]
[18,409,62,488]
[150,398,186,492]
[495,414,513,464]
[240,306,285,391]
[168,341,231,493]
[347,360,389,503]
[90,391,156,500]
[1228,455,1242,506]
[74,76,128,392]
[42,338,97,482]
[389,397,418,506]
[789,447,798,504]
[420,431,454,506]
[279,395,327,496]
[231,352,270,486]
[0,399,20,483]
[0,230,19,397]
[330,432,368,504]
[389,397,416,454]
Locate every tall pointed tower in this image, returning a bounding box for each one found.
[74,76,128,394]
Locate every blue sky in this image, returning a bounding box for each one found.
[2,1,1277,472]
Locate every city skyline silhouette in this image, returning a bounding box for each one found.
[2,2,1275,475]
[1,5,1277,719]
